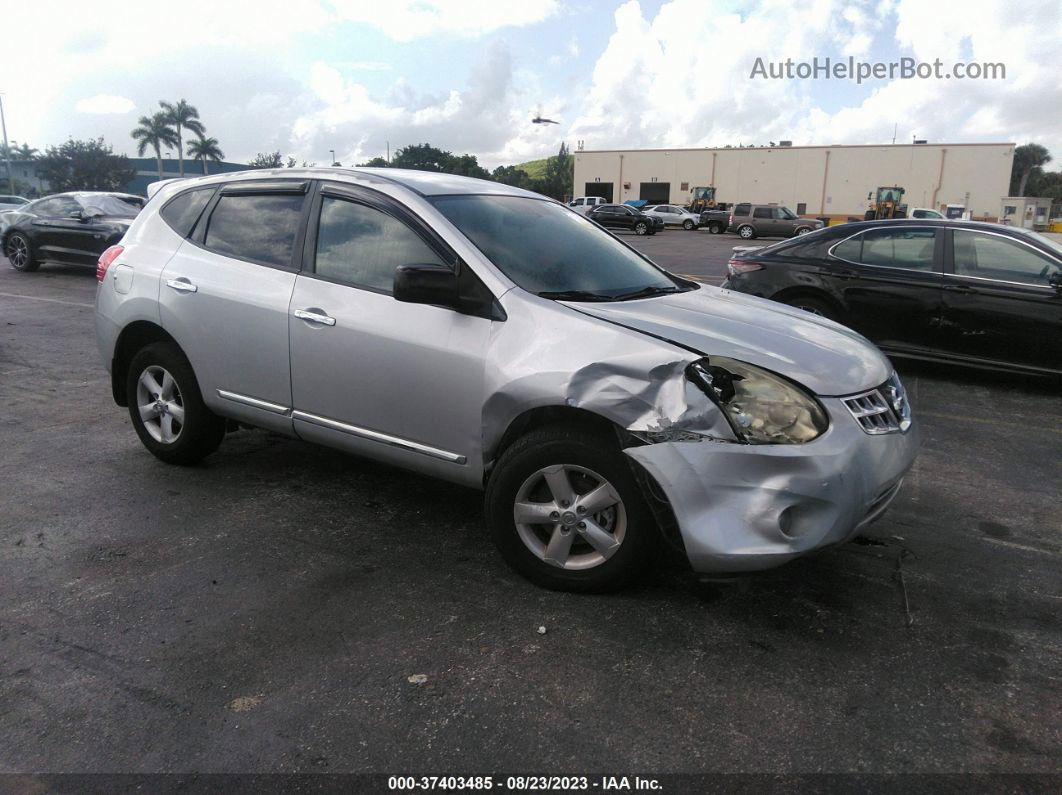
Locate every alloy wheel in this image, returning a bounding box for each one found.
[739,226,754,238]
[135,365,185,444]
[513,464,627,571]
[8,236,28,269]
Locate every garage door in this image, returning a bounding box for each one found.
[639,182,670,203]
[584,182,613,202]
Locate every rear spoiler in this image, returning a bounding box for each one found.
[146,178,186,200]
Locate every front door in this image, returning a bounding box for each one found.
[939,228,1062,371]
[159,181,310,433]
[288,184,491,484]
[827,226,944,352]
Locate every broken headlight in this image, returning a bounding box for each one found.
[687,357,828,444]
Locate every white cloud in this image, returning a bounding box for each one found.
[75,95,135,114]
[328,0,560,42]
[569,0,1062,156]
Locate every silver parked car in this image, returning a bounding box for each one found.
[642,204,702,230]
[95,168,919,592]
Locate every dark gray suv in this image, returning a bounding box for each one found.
[729,203,824,239]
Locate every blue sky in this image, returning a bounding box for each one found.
[4,0,1061,168]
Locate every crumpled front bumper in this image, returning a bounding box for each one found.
[624,398,920,573]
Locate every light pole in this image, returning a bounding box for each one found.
[329,149,336,167]
[0,94,14,195]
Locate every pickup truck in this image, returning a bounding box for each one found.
[698,209,731,234]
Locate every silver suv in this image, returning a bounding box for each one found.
[95,168,918,591]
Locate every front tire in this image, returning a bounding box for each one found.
[634,222,648,236]
[794,226,812,236]
[6,233,39,272]
[126,342,225,465]
[683,219,695,230]
[738,224,756,239]
[485,425,657,592]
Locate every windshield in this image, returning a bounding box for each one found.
[430,195,685,299]
[76,194,142,218]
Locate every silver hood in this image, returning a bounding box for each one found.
[564,285,890,396]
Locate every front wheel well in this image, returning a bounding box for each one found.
[770,287,845,319]
[484,406,620,485]
[110,321,182,406]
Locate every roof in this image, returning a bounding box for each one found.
[577,142,1016,155]
[150,167,544,200]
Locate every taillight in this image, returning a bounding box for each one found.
[97,245,123,282]
[728,214,734,226]
[727,258,763,275]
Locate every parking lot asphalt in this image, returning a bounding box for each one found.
[1,245,1060,777]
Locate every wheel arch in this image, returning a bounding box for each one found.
[110,321,184,407]
[484,405,621,485]
[770,285,846,319]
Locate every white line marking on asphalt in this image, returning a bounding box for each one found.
[0,291,93,308]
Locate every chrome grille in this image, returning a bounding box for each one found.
[842,373,912,435]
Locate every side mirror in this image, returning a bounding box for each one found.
[1049,272,1062,291]
[394,263,460,308]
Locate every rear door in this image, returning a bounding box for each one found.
[287,183,491,481]
[827,226,944,351]
[752,206,775,235]
[30,196,81,261]
[158,179,310,433]
[939,228,1062,371]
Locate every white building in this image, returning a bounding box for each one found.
[573,142,1014,221]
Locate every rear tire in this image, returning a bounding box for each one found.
[783,295,837,321]
[126,342,225,465]
[708,222,724,234]
[5,233,39,272]
[485,424,657,592]
[738,225,756,239]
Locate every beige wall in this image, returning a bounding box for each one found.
[573,143,1014,219]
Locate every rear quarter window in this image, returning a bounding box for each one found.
[734,203,751,216]
[161,188,215,238]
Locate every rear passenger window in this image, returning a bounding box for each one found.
[314,197,448,293]
[833,228,936,271]
[204,193,305,268]
[753,207,772,219]
[161,188,214,238]
[734,203,751,216]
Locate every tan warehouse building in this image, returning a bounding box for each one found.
[573,142,1014,221]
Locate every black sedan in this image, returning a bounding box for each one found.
[721,219,1062,376]
[586,203,664,235]
[2,192,144,273]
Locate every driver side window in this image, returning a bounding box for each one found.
[314,197,448,293]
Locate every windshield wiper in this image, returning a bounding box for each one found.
[537,289,617,302]
[613,285,682,301]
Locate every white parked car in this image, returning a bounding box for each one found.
[643,204,702,230]
[568,196,608,215]
[0,195,30,213]
[908,207,944,220]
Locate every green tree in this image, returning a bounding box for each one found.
[1010,143,1052,196]
[159,99,205,178]
[36,138,136,192]
[358,156,389,167]
[187,135,224,175]
[390,143,454,172]
[448,153,490,179]
[491,164,533,190]
[532,141,573,201]
[248,151,285,168]
[131,112,178,180]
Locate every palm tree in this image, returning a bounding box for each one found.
[187,136,224,175]
[131,112,178,180]
[1012,143,1053,196]
[159,99,205,177]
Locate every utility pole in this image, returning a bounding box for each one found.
[386,140,390,163]
[0,94,13,195]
